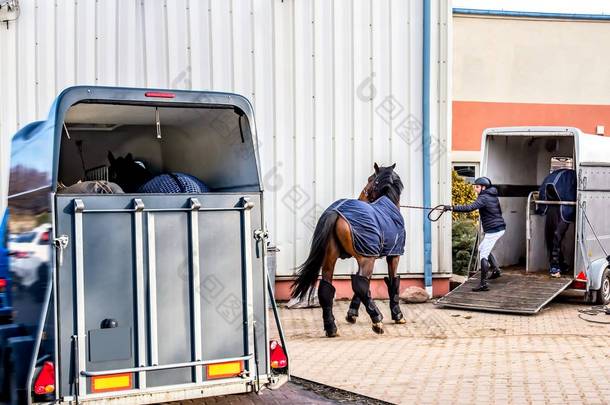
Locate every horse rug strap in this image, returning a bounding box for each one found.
[536,169,576,222]
[329,196,406,257]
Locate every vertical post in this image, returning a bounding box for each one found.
[73,199,86,397]
[422,0,433,297]
[189,198,203,383]
[240,198,256,378]
[147,213,158,366]
[133,199,147,388]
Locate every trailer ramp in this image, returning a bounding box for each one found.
[436,270,573,314]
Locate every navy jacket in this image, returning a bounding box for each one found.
[453,186,506,233]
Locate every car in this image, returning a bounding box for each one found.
[8,224,51,291]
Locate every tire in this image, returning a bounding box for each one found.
[595,268,610,305]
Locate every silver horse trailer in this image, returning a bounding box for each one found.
[438,127,610,313]
[1,86,288,404]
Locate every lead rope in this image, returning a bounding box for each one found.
[400,204,448,222]
[582,207,609,258]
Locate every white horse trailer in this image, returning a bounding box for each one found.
[438,127,610,313]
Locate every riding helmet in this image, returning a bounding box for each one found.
[474,176,492,187]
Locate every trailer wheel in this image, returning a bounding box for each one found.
[595,268,610,305]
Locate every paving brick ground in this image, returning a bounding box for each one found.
[276,298,610,405]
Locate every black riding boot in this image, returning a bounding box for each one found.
[346,294,361,323]
[318,279,338,337]
[472,258,490,291]
[488,253,502,280]
[384,276,404,322]
[351,275,383,324]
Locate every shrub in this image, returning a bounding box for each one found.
[451,170,479,275]
[451,170,478,221]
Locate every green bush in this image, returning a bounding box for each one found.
[451,170,479,275]
[452,219,478,276]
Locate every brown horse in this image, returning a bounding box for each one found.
[291,163,406,337]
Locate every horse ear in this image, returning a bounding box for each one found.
[374,162,380,174]
[108,151,115,164]
[390,163,396,170]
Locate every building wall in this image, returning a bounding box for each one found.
[453,14,610,158]
[0,1,452,288]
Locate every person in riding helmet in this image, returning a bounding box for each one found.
[444,177,506,291]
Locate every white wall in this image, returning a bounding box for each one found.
[0,0,452,277]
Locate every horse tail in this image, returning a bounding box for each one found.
[291,210,339,301]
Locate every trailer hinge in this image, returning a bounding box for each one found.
[254,229,269,241]
[54,235,69,267]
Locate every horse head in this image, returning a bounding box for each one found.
[107,151,153,193]
[360,163,404,205]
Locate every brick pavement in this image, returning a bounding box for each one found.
[276,299,610,405]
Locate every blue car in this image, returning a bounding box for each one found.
[0,210,12,322]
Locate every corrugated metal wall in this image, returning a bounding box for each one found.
[0,0,452,277]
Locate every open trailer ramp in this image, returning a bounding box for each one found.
[436,270,573,314]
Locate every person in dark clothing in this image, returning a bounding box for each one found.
[444,177,506,291]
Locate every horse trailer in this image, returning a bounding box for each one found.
[438,127,610,313]
[1,86,288,404]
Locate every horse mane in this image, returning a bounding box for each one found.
[375,169,403,205]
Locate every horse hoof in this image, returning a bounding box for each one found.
[394,318,407,324]
[325,329,339,338]
[372,322,384,335]
[346,315,358,324]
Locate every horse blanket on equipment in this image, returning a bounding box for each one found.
[329,196,405,257]
[137,173,210,193]
[535,169,576,222]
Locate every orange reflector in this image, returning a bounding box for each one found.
[91,374,132,393]
[206,361,243,379]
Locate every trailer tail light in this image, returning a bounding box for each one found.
[0,278,6,292]
[91,373,132,393]
[34,361,55,395]
[144,91,175,99]
[572,271,588,289]
[269,340,287,369]
[206,361,243,379]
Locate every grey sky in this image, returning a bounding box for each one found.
[453,0,610,15]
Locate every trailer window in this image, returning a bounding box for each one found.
[550,157,573,171]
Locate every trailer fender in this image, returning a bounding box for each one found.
[587,258,609,291]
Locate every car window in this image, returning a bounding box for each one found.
[15,232,36,243]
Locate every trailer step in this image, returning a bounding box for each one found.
[435,270,573,314]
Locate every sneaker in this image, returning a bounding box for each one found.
[488,269,502,280]
[550,267,561,278]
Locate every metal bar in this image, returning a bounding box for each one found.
[147,213,158,366]
[80,355,254,377]
[80,207,249,214]
[533,200,577,206]
[73,199,87,398]
[189,198,203,383]
[133,199,147,388]
[240,198,256,379]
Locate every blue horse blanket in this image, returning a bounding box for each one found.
[536,169,576,222]
[137,173,210,193]
[328,196,405,257]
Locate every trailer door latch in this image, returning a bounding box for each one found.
[53,235,69,267]
[254,229,269,241]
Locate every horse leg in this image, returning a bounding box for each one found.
[346,294,361,324]
[319,235,340,338]
[352,257,384,334]
[385,256,406,324]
